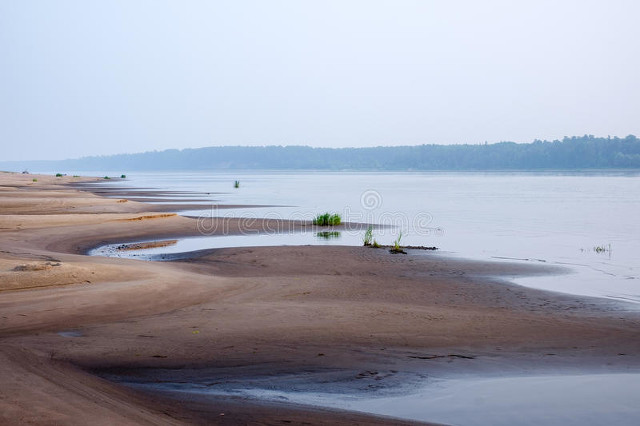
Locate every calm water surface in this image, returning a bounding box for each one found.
[83,170,640,304]
[162,373,639,426]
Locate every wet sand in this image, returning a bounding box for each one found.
[1,171,639,425]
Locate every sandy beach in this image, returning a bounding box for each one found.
[1,171,639,425]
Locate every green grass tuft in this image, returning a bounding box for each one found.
[313,212,341,226]
[363,226,373,246]
[393,231,403,250]
[390,232,407,254]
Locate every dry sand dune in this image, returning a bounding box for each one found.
[1,171,639,425]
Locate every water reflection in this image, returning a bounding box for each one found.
[316,231,341,240]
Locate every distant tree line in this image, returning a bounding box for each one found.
[4,135,640,171]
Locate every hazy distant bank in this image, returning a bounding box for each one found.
[3,135,639,172]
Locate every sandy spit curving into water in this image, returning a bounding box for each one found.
[0,171,639,425]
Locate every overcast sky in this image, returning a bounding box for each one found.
[1,1,639,161]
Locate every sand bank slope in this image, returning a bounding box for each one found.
[1,172,639,425]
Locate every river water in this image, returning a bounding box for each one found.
[82,170,640,304]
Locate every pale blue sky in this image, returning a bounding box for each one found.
[1,1,639,160]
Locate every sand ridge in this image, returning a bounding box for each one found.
[1,171,639,425]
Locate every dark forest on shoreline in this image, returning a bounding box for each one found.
[4,135,640,171]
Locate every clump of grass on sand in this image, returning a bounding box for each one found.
[313,212,341,226]
[389,231,407,254]
[363,226,373,246]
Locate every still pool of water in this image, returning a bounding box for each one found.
[77,170,640,303]
[134,373,640,426]
[89,230,365,260]
[348,373,640,426]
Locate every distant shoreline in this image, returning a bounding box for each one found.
[3,135,640,172]
[6,168,640,174]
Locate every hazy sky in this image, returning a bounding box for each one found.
[1,1,639,161]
